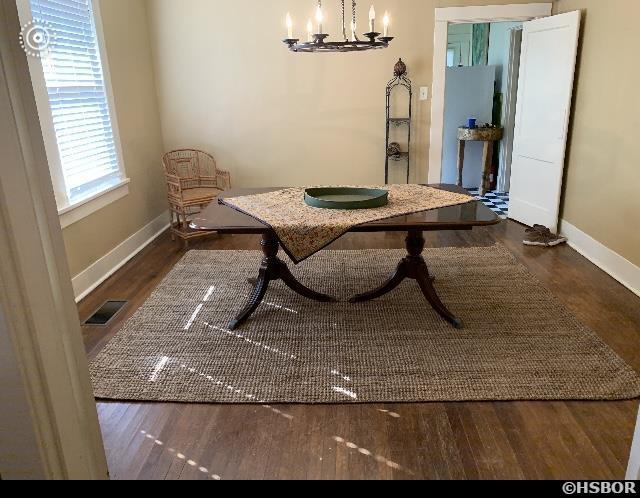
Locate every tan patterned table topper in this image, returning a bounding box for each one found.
[222,185,474,263]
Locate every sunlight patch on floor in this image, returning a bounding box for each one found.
[378,409,401,419]
[184,304,204,330]
[139,430,221,480]
[331,370,352,382]
[179,363,294,421]
[203,286,216,302]
[204,322,297,360]
[332,436,413,475]
[261,300,299,314]
[148,356,170,383]
[332,387,358,400]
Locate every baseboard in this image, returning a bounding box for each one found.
[72,211,169,302]
[560,220,640,298]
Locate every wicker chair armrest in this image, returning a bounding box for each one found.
[165,174,184,201]
[165,174,181,186]
[215,169,232,190]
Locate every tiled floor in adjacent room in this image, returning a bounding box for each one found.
[467,188,510,219]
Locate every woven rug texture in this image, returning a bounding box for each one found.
[90,245,640,403]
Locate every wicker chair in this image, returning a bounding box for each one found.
[162,149,231,243]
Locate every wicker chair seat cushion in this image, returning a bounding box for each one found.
[181,187,223,205]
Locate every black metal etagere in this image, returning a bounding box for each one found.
[385,59,412,184]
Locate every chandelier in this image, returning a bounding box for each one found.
[283,1,393,53]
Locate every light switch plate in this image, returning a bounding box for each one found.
[420,87,429,101]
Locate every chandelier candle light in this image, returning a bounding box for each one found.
[286,13,293,39]
[369,6,375,32]
[283,0,394,53]
[307,19,314,42]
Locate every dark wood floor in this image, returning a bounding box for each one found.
[80,220,640,480]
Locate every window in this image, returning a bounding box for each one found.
[19,0,129,226]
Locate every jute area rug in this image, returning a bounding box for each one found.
[90,245,640,403]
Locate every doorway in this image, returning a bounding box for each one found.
[428,4,553,186]
[429,4,581,233]
[442,20,523,219]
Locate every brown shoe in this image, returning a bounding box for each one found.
[523,225,568,247]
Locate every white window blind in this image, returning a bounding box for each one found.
[30,0,123,205]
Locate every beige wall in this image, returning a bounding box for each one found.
[146,0,535,189]
[62,0,166,277]
[71,0,639,277]
[555,0,640,266]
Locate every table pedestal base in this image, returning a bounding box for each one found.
[349,230,463,329]
[229,232,336,330]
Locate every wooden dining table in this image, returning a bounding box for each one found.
[190,185,500,331]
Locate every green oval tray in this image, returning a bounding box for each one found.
[304,187,389,210]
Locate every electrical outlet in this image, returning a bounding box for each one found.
[420,87,429,101]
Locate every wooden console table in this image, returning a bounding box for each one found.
[457,127,504,196]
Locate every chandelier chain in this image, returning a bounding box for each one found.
[341,1,347,41]
[352,0,359,41]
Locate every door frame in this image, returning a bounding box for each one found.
[496,26,523,193]
[0,1,108,479]
[427,3,553,184]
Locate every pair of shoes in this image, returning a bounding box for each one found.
[523,225,568,247]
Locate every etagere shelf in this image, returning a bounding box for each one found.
[385,59,412,184]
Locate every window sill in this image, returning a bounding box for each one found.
[58,179,131,229]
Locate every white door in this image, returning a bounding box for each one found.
[508,11,581,232]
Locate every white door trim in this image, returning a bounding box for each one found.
[0,2,108,479]
[428,3,553,184]
[497,27,523,193]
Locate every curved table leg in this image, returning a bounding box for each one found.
[349,261,407,303]
[229,231,336,330]
[415,262,463,329]
[278,261,336,303]
[349,230,463,330]
[230,268,270,331]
